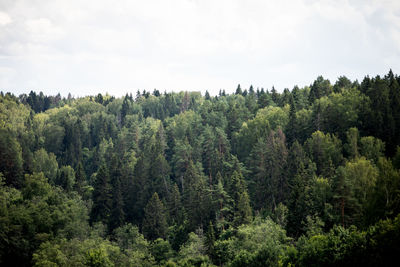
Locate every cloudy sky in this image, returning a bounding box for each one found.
[0,0,399,96]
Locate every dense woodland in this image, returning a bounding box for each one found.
[1,70,400,266]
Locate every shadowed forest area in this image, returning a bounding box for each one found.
[1,71,400,266]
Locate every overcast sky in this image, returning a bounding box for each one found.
[1,0,400,96]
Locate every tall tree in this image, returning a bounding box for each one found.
[0,129,23,187]
[74,161,86,195]
[90,164,112,225]
[142,192,168,240]
[250,128,288,211]
[286,95,298,146]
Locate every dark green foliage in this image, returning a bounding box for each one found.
[0,129,23,187]
[142,192,168,240]
[1,71,400,265]
[74,161,86,195]
[90,164,112,225]
[308,76,332,103]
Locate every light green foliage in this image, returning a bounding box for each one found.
[296,225,366,267]
[1,72,400,266]
[360,136,385,163]
[256,105,289,131]
[33,237,154,267]
[1,173,89,265]
[305,131,343,178]
[371,157,400,220]
[32,149,59,184]
[335,157,378,226]
[320,88,369,135]
[215,217,291,266]
[150,238,174,264]
[0,94,31,134]
[178,231,211,265]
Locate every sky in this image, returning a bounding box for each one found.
[0,0,400,97]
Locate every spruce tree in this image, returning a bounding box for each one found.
[109,175,125,232]
[74,161,86,195]
[90,164,112,224]
[286,95,298,146]
[142,192,168,240]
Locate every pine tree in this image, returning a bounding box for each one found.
[182,160,210,229]
[168,183,185,225]
[388,70,400,155]
[235,84,243,95]
[213,174,233,230]
[202,125,217,185]
[142,192,168,240]
[90,164,112,224]
[250,128,288,211]
[205,221,216,259]
[109,175,125,232]
[74,161,86,195]
[231,171,252,227]
[286,141,316,236]
[121,94,130,126]
[205,90,211,100]
[286,95,298,146]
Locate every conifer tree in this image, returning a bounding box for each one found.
[230,171,252,227]
[168,183,185,225]
[235,84,243,95]
[109,175,125,232]
[142,192,168,240]
[286,95,298,146]
[205,221,216,259]
[90,164,112,224]
[74,161,86,195]
[213,173,232,230]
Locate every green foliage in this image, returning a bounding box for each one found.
[1,71,400,265]
[0,128,24,187]
[334,158,378,227]
[305,131,343,178]
[32,149,59,184]
[143,192,168,240]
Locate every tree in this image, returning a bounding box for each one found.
[212,174,233,230]
[236,84,243,95]
[360,136,385,163]
[109,175,125,233]
[205,221,216,260]
[344,128,360,160]
[305,131,343,178]
[181,160,210,229]
[250,128,288,211]
[230,171,252,227]
[286,95,298,145]
[286,141,317,237]
[56,165,75,192]
[90,164,112,225]
[32,149,59,185]
[0,128,23,187]
[333,76,352,93]
[334,157,378,227]
[142,192,168,240]
[74,161,86,195]
[308,76,331,103]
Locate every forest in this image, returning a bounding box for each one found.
[1,70,400,266]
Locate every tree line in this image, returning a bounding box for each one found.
[1,70,400,266]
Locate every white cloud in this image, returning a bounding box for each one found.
[0,0,400,96]
[0,11,11,26]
